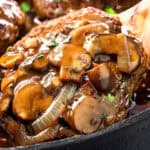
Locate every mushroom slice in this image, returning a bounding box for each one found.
[87,62,122,92]
[32,53,49,71]
[1,68,33,93]
[48,45,64,67]
[14,68,33,83]
[1,71,15,92]
[64,95,102,133]
[60,44,91,82]
[1,68,36,93]
[70,23,109,45]
[12,80,53,121]
[20,53,49,71]
[41,70,62,94]
[0,52,24,69]
[84,33,140,73]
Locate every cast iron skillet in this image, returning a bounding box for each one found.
[2,1,150,150]
[4,108,150,150]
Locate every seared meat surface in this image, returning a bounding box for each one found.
[0,7,148,146]
[33,0,140,19]
[33,0,103,19]
[0,0,25,54]
[104,0,140,12]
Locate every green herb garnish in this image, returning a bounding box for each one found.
[101,112,108,120]
[36,54,44,60]
[6,46,13,52]
[20,2,31,13]
[0,77,3,81]
[67,26,74,31]
[62,99,66,105]
[105,6,117,16]
[107,93,115,103]
[48,39,58,47]
[120,81,127,89]
[128,93,136,106]
[55,0,61,3]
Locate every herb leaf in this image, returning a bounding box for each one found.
[101,112,108,120]
[20,2,31,13]
[48,39,58,47]
[6,46,13,52]
[107,93,115,103]
[128,93,136,106]
[105,6,117,16]
[67,26,74,31]
[62,99,66,105]
[36,54,44,60]
[55,0,61,3]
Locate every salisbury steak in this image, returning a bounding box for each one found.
[0,0,25,54]
[33,0,103,19]
[33,0,140,19]
[0,7,148,146]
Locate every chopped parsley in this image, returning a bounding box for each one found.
[120,81,127,90]
[55,0,61,3]
[107,93,115,103]
[20,2,31,13]
[66,26,74,31]
[48,39,58,47]
[101,94,115,103]
[36,54,44,60]
[0,77,3,81]
[128,93,136,106]
[105,6,117,16]
[101,112,108,120]
[6,46,13,52]
[62,99,66,105]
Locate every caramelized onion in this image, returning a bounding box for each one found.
[32,82,77,133]
[0,116,59,146]
[15,124,59,146]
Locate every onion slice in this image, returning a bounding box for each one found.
[32,82,77,133]
[0,116,59,146]
[16,124,59,146]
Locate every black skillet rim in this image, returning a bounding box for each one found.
[2,107,150,150]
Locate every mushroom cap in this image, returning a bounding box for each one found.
[12,80,53,121]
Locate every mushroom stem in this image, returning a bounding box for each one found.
[32,82,77,134]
